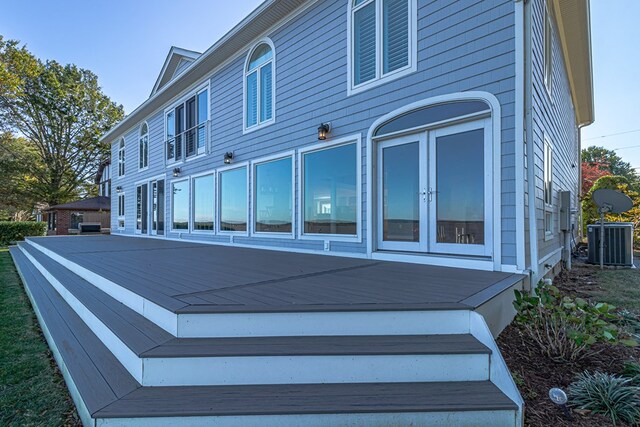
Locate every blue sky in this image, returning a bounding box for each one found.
[0,0,638,170]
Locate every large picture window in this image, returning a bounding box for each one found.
[254,156,292,234]
[219,167,248,232]
[192,174,214,231]
[171,180,189,230]
[302,143,358,236]
[245,41,274,130]
[166,87,208,163]
[350,0,415,92]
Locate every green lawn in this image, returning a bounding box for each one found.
[589,254,640,313]
[0,247,79,426]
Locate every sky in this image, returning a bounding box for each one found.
[0,0,638,170]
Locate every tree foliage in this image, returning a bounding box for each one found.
[581,160,611,197]
[582,146,639,190]
[0,36,124,206]
[582,175,640,246]
[0,132,42,220]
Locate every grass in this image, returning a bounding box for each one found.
[0,247,79,426]
[589,257,640,313]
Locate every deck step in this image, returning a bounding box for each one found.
[18,242,492,386]
[11,245,518,426]
[24,237,473,338]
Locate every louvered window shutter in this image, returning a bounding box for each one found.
[353,2,376,85]
[383,0,409,74]
[246,71,258,127]
[260,63,273,122]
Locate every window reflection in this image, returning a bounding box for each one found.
[193,175,214,231]
[220,167,247,232]
[303,143,357,235]
[172,180,189,230]
[255,157,292,233]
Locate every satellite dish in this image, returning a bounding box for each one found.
[592,188,633,214]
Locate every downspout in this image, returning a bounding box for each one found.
[524,0,539,284]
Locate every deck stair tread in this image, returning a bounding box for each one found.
[96,380,518,419]
[20,242,491,359]
[10,247,140,415]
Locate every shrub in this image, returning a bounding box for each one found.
[569,371,640,425]
[513,283,637,362]
[0,221,46,246]
[622,361,640,385]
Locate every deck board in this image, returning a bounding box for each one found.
[28,236,525,314]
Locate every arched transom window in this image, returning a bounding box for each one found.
[245,41,274,130]
[139,122,149,170]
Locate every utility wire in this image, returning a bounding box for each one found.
[584,129,640,141]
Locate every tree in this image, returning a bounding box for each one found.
[582,175,640,247]
[581,146,640,189]
[0,132,42,220]
[0,36,124,206]
[581,160,611,197]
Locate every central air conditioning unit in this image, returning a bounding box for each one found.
[587,222,634,267]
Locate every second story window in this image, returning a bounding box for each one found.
[350,0,414,93]
[118,138,125,177]
[245,41,274,131]
[139,122,149,170]
[166,87,209,163]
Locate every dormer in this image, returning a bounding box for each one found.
[150,46,201,96]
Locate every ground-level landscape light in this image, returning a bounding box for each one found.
[549,387,573,420]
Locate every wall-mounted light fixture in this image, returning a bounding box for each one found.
[317,122,331,140]
[115,186,123,193]
[224,152,234,164]
[173,167,181,177]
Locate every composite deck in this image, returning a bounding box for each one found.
[28,235,524,314]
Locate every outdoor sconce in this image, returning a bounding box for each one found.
[115,186,123,193]
[224,152,234,164]
[173,167,181,177]
[317,122,331,140]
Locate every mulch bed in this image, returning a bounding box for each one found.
[496,262,639,426]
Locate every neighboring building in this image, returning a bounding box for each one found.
[45,196,111,235]
[103,0,592,286]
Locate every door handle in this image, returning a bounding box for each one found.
[419,189,427,202]
[427,187,438,202]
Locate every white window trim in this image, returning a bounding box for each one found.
[297,134,362,243]
[544,1,553,101]
[217,162,250,236]
[242,38,276,134]
[117,193,125,230]
[170,178,191,233]
[190,170,216,234]
[250,150,296,239]
[164,82,211,167]
[139,122,149,172]
[347,0,418,96]
[543,136,554,241]
[366,91,503,271]
[117,137,126,178]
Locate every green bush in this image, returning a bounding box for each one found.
[0,221,46,246]
[569,371,640,425]
[513,282,637,362]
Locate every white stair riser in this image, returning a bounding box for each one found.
[142,353,489,386]
[178,310,470,337]
[97,410,518,427]
[20,245,144,383]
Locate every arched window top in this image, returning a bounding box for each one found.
[119,137,125,148]
[353,0,370,6]
[247,43,273,71]
[374,100,491,137]
[140,122,148,136]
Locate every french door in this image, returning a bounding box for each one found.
[150,179,165,236]
[136,183,148,234]
[377,118,492,256]
[137,179,165,236]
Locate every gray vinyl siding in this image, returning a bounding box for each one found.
[110,0,518,265]
[529,0,580,263]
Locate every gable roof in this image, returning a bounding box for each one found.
[48,196,111,211]
[150,46,201,96]
[100,0,309,144]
